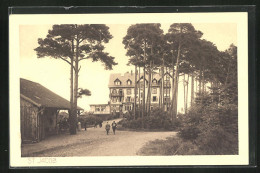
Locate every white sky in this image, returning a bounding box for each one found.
[19,23,237,111]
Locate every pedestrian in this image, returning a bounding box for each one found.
[99,122,102,128]
[84,121,87,131]
[105,122,110,135]
[112,121,117,135]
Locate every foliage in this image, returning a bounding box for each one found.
[120,108,180,131]
[178,91,238,154]
[138,136,200,155]
[78,115,103,126]
[77,88,91,98]
[58,119,70,131]
[35,24,117,134]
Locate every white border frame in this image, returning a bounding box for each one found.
[9,12,248,167]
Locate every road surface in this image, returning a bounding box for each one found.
[22,119,176,157]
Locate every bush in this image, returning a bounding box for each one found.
[120,108,179,131]
[78,115,103,126]
[178,93,238,155]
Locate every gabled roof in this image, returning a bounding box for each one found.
[108,72,135,87]
[20,78,83,110]
[108,72,162,87]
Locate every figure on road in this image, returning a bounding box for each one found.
[112,121,117,135]
[84,121,87,131]
[105,122,110,135]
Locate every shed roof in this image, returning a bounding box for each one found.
[20,78,83,110]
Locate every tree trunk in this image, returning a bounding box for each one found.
[69,40,75,135]
[142,66,145,127]
[199,67,202,95]
[134,65,137,120]
[186,73,189,113]
[159,60,164,109]
[175,74,179,116]
[191,71,194,107]
[195,76,198,93]
[183,74,186,114]
[172,43,181,119]
[162,60,165,110]
[142,42,146,128]
[71,38,79,135]
[138,66,141,118]
[148,67,151,114]
[202,66,205,94]
[69,57,74,134]
[146,60,152,116]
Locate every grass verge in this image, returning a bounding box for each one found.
[138,136,202,155]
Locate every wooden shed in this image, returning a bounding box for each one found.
[20,78,83,143]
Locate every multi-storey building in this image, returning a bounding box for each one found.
[108,70,173,115]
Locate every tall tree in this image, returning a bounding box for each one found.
[35,24,117,134]
[123,23,164,118]
[166,23,203,119]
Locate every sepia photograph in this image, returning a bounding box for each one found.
[9,12,249,166]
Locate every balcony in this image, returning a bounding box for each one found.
[110,92,124,97]
[163,97,171,103]
[164,82,171,88]
[151,83,159,87]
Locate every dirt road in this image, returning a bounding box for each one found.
[22,119,176,157]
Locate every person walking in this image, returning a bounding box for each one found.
[105,122,110,135]
[84,121,87,131]
[112,121,117,135]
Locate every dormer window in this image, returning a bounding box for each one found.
[127,79,132,85]
[152,79,157,84]
[114,79,121,86]
[166,74,170,81]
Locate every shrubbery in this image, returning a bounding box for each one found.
[119,108,180,131]
[78,115,103,126]
[139,94,238,155]
[178,94,238,155]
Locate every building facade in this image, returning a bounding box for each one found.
[108,71,173,114]
[20,78,83,143]
[90,104,110,115]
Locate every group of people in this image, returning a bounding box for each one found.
[105,121,117,135]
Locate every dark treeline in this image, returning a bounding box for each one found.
[122,23,237,128]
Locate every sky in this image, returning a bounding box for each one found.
[19,23,237,112]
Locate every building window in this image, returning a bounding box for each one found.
[127,96,131,102]
[152,79,157,84]
[164,88,170,95]
[112,89,116,94]
[164,97,170,102]
[114,79,121,86]
[127,89,131,95]
[95,107,100,112]
[153,96,157,102]
[152,88,157,94]
[101,106,106,111]
[112,106,116,111]
[127,80,132,85]
[112,97,116,103]
[164,81,170,87]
